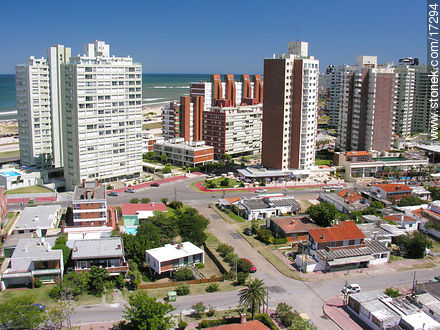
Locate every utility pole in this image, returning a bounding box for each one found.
[174,187,177,201]
[266,287,269,314]
[412,271,417,295]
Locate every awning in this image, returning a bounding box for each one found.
[328,255,374,266]
[32,269,61,276]
[2,272,32,279]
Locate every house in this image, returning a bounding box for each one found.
[217,197,240,210]
[362,215,384,225]
[383,214,420,231]
[0,186,7,233]
[72,180,107,227]
[410,293,440,322]
[347,291,401,330]
[1,237,63,288]
[0,168,42,190]
[2,232,33,258]
[267,216,318,243]
[13,205,61,236]
[356,223,393,246]
[411,186,431,201]
[319,189,367,213]
[303,221,389,271]
[71,237,128,275]
[370,184,412,201]
[121,203,167,227]
[415,204,440,239]
[237,196,300,220]
[145,242,204,275]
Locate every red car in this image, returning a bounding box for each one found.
[246,259,257,273]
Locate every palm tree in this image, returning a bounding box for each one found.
[238,278,267,320]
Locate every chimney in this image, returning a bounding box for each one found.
[95,178,99,187]
[74,246,78,252]
[82,179,86,188]
[240,313,247,324]
[117,244,121,250]
[320,234,325,239]
[34,215,39,222]
[400,214,404,225]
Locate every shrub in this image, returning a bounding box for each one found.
[141,198,151,204]
[206,306,216,317]
[130,198,139,204]
[196,263,205,269]
[256,228,274,244]
[114,273,125,290]
[220,178,229,187]
[163,166,172,174]
[255,314,279,330]
[237,258,252,273]
[174,267,194,281]
[224,252,237,264]
[217,243,234,257]
[161,198,168,205]
[273,237,288,245]
[176,283,190,296]
[169,201,184,210]
[33,279,42,288]
[48,285,60,299]
[205,283,219,293]
[384,288,401,298]
[236,272,248,285]
[177,319,188,329]
[106,185,114,190]
[191,302,206,319]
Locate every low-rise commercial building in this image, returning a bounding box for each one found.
[2,237,63,288]
[153,139,213,167]
[145,242,204,275]
[13,205,61,236]
[71,237,128,275]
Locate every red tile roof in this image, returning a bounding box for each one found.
[373,184,412,193]
[121,203,167,216]
[225,197,240,204]
[271,216,318,234]
[308,221,365,243]
[337,189,362,203]
[205,320,269,330]
[346,151,371,156]
[384,214,417,223]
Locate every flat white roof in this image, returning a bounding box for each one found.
[402,312,440,329]
[146,242,203,262]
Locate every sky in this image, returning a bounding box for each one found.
[0,0,427,74]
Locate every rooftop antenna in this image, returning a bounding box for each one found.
[297,12,300,41]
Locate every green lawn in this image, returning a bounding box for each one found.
[142,122,162,130]
[315,159,332,166]
[0,285,55,305]
[6,185,53,194]
[203,177,240,189]
[205,232,222,248]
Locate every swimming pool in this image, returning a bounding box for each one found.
[0,171,21,177]
[125,227,138,235]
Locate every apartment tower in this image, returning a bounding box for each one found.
[61,41,142,190]
[261,41,319,170]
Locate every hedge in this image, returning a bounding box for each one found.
[197,314,277,329]
[255,314,278,330]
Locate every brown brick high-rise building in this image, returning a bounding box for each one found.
[262,41,319,170]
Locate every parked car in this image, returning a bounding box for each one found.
[341,284,361,294]
[124,188,135,193]
[107,191,118,197]
[255,188,267,193]
[244,228,253,236]
[150,182,160,187]
[246,259,257,273]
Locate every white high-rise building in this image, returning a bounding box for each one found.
[16,57,53,168]
[47,45,71,168]
[412,65,432,134]
[262,41,319,170]
[394,64,415,138]
[61,41,142,190]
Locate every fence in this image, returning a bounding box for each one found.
[138,276,222,290]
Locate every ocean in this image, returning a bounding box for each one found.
[0,73,211,120]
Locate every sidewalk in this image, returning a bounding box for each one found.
[323,297,363,330]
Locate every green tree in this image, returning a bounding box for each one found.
[306,202,338,227]
[369,201,385,209]
[150,211,178,242]
[122,291,174,329]
[88,266,110,295]
[173,267,194,281]
[398,196,426,207]
[217,243,234,257]
[236,272,249,285]
[176,207,209,246]
[53,233,71,267]
[428,186,440,200]
[238,278,267,320]
[0,297,43,329]
[237,258,252,273]
[161,198,169,205]
[141,198,151,204]
[255,228,274,244]
[130,198,139,204]
[169,201,184,209]
[42,300,75,329]
[275,302,298,327]
[397,232,432,258]
[191,302,206,319]
[176,283,190,296]
[384,288,401,298]
[163,166,172,174]
[220,178,229,187]
[205,283,219,293]
[291,316,317,330]
[61,271,90,299]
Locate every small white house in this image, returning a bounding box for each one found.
[0,169,42,190]
[145,242,204,275]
